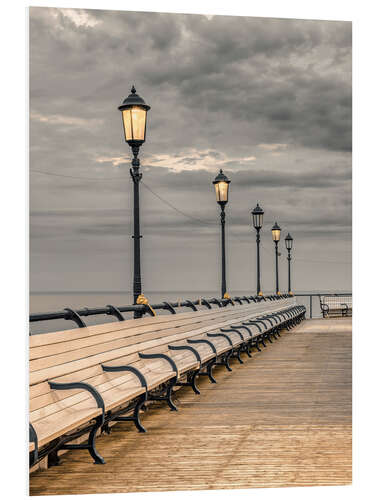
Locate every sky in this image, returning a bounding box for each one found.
[29,7,352,294]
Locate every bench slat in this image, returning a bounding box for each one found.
[29,306,257,359]
[29,307,236,348]
[30,305,274,375]
[29,308,260,383]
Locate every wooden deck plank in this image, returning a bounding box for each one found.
[29,318,352,495]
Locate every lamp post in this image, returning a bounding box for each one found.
[213,169,231,299]
[271,222,281,294]
[251,203,264,296]
[285,233,294,294]
[118,86,150,316]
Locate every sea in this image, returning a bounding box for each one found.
[29,290,351,334]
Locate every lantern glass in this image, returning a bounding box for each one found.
[285,235,293,250]
[252,212,263,229]
[122,106,147,142]
[272,228,281,242]
[215,181,229,203]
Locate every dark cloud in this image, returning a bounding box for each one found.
[29,7,351,294]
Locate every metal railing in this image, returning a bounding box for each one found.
[29,292,351,334]
[29,293,291,331]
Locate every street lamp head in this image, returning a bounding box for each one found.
[285,233,293,250]
[271,222,281,242]
[213,169,231,205]
[251,203,264,230]
[118,86,151,148]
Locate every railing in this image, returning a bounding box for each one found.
[294,293,352,319]
[29,292,351,334]
[29,293,290,332]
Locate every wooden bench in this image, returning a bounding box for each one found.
[29,298,306,467]
[319,295,352,318]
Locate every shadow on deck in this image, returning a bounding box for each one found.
[30,318,352,495]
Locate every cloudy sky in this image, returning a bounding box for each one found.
[29,7,351,294]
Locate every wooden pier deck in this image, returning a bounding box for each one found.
[29,318,352,495]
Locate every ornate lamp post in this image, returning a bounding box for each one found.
[213,169,231,299]
[285,233,294,294]
[251,203,264,296]
[271,222,281,294]
[118,86,150,316]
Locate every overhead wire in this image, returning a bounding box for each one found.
[30,168,351,265]
[30,169,129,181]
[141,181,216,226]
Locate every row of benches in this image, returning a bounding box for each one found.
[29,297,306,468]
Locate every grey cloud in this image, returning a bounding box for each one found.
[29,7,351,294]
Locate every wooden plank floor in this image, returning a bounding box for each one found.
[29,318,352,495]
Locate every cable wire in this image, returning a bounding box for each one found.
[30,169,351,265]
[30,169,129,181]
[141,181,216,225]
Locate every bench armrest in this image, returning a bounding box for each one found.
[163,302,177,314]
[258,316,276,326]
[281,309,292,318]
[271,313,282,323]
[271,313,284,323]
[220,327,244,341]
[105,304,125,321]
[230,324,253,336]
[207,332,233,347]
[242,321,263,333]
[273,311,288,320]
[48,381,105,424]
[277,312,288,321]
[200,298,212,309]
[101,364,148,388]
[187,338,217,355]
[168,344,201,363]
[253,319,268,329]
[139,352,178,374]
[184,300,198,311]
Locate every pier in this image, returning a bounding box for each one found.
[24,9,354,498]
[29,317,351,495]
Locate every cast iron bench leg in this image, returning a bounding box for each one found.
[148,377,178,411]
[87,418,106,464]
[111,393,148,433]
[245,342,252,357]
[175,369,201,395]
[235,346,244,364]
[255,337,262,351]
[58,417,105,465]
[199,359,217,383]
[166,379,178,411]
